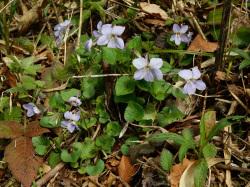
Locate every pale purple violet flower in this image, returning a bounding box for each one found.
[68,96,82,107]
[93,21,103,38]
[85,39,93,51]
[61,120,79,133]
[170,24,192,45]
[64,111,80,121]
[96,23,125,49]
[178,66,206,95]
[133,56,163,82]
[23,103,40,117]
[54,20,71,46]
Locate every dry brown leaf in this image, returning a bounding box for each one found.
[118,156,137,183]
[24,121,50,137]
[168,158,195,187]
[227,84,245,96]
[4,136,43,187]
[144,19,166,26]
[188,34,218,52]
[0,121,23,139]
[140,2,168,20]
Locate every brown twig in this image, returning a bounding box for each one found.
[36,162,65,187]
[216,163,250,173]
[215,0,232,70]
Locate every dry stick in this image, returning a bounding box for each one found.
[76,0,83,48]
[216,163,250,173]
[35,162,65,187]
[0,0,15,13]
[223,101,237,187]
[229,90,250,114]
[215,0,232,70]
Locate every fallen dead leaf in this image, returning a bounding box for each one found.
[144,19,166,26]
[118,156,137,183]
[4,136,43,187]
[227,84,245,96]
[188,34,218,52]
[140,2,168,20]
[168,158,195,187]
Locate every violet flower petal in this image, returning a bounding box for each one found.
[144,71,154,82]
[97,35,110,46]
[132,57,147,69]
[151,68,163,80]
[194,80,206,91]
[173,24,181,33]
[183,81,196,95]
[178,69,193,80]
[112,26,125,36]
[191,66,201,79]
[149,58,163,69]
[180,25,188,33]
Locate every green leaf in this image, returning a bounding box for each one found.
[60,89,80,101]
[207,8,222,25]
[150,81,171,101]
[80,138,97,160]
[233,26,250,47]
[40,114,60,128]
[48,151,61,168]
[199,111,216,147]
[178,143,190,162]
[40,34,56,49]
[115,76,135,96]
[207,116,244,142]
[127,36,142,53]
[81,78,99,99]
[202,143,217,158]
[32,136,50,156]
[3,107,22,122]
[49,92,65,111]
[105,121,121,137]
[96,134,115,153]
[194,159,208,187]
[124,101,144,122]
[80,117,97,130]
[148,132,184,145]
[231,48,250,59]
[21,75,37,90]
[82,9,91,22]
[157,106,184,127]
[15,37,34,53]
[160,149,173,171]
[121,136,139,155]
[61,142,82,163]
[85,159,105,176]
[102,47,117,65]
[239,59,250,70]
[142,104,157,121]
[0,97,9,112]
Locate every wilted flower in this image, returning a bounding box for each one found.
[178,66,206,95]
[61,120,79,133]
[54,20,71,46]
[170,24,192,45]
[85,39,93,51]
[133,55,163,82]
[68,96,82,107]
[64,110,80,121]
[96,23,125,49]
[23,103,40,117]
